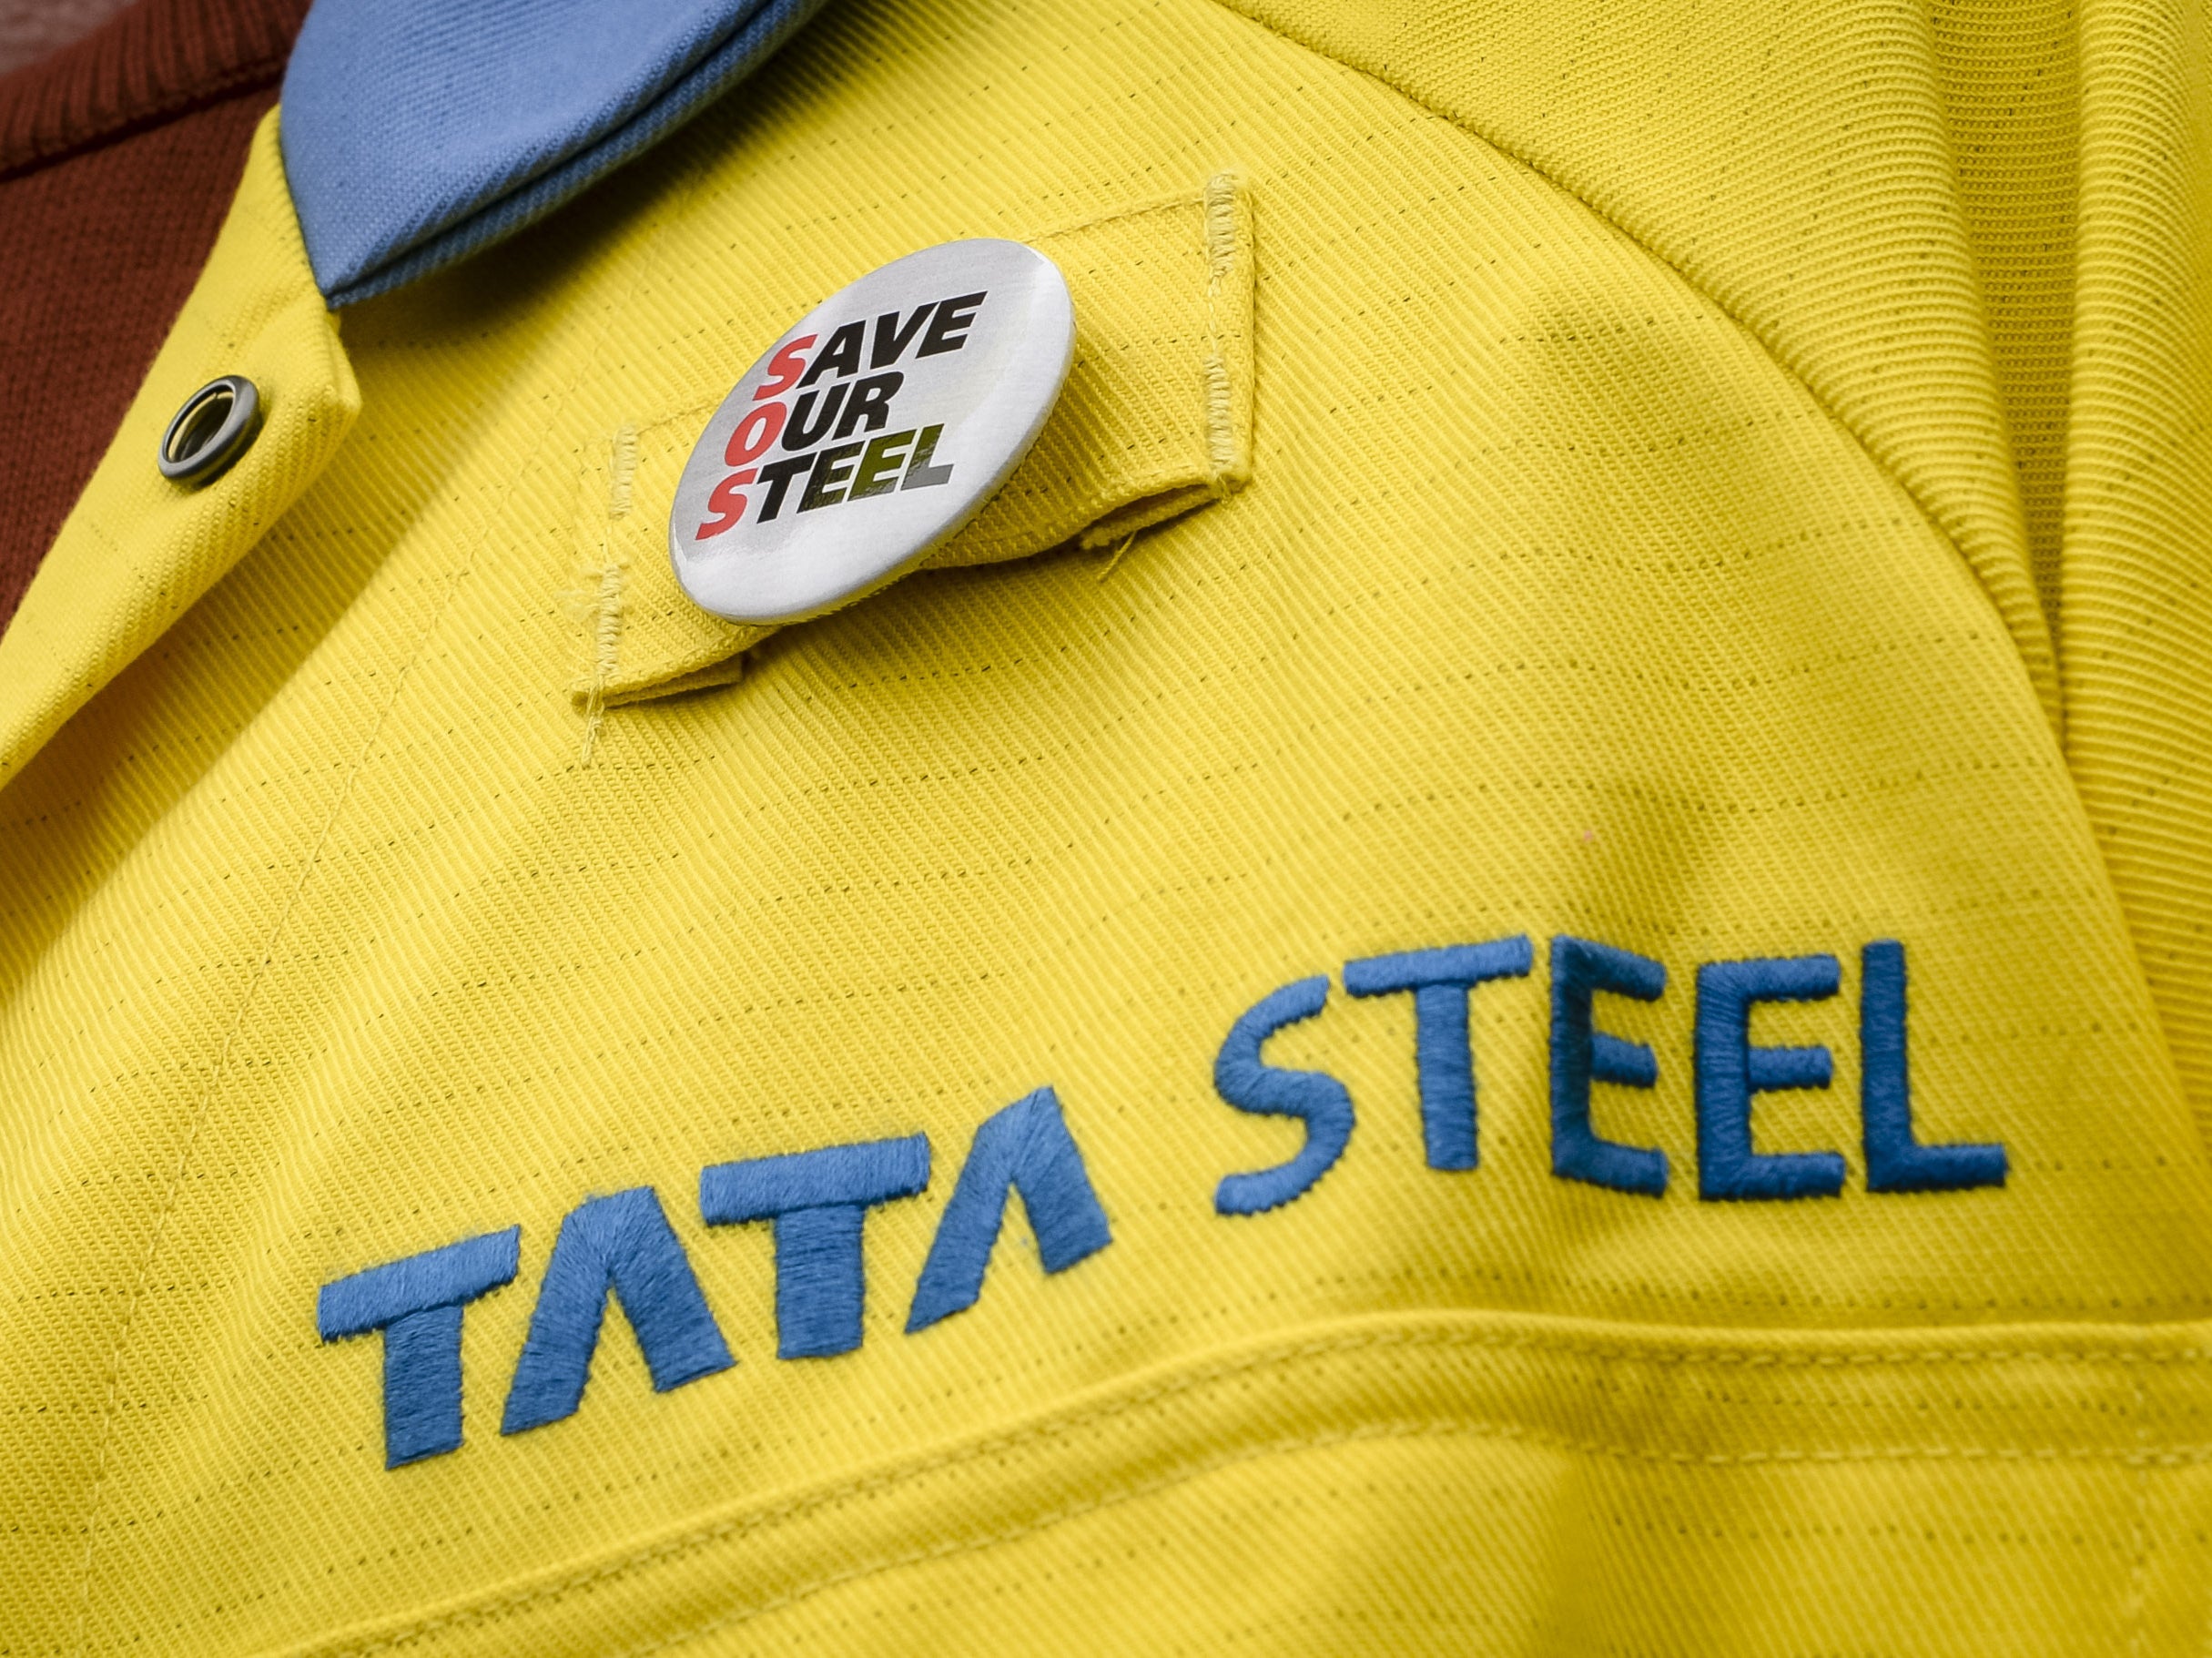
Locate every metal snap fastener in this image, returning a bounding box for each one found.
[157,375,261,484]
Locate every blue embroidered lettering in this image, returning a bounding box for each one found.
[1861,940,2006,1193]
[1344,937,1533,1170]
[1549,936,1669,1196]
[1695,956,1847,1200]
[1211,975,1357,1214]
[501,1187,733,1435]
[907,1086,1111,1333]
[317,1227,520,1468]
[702,1134,931,1358]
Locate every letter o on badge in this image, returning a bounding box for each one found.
[725,402,787,468]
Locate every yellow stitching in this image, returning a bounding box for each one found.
[620,1413,2212,1657]
[342,1420,2212,1658]
[607,422,640,518]
[1200,172,1240,491]
[314,1318,2212,1655]
[577,543,624,768]
[616,1423,1503,1654]
[76,547,492,1651]
[1030,189,1209,243]
[571,421,639,764]
[1212,4,2059,732]
[1096,532,1138,582]
[72,138,731,1653]
[2127,1368,2154,1655]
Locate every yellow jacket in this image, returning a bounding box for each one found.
[3,0,2210,1650]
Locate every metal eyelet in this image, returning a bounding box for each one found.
[157,375,262,485]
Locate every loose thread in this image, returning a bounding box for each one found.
[1097,533,1138,583]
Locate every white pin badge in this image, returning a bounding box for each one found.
[669,239,1076,625]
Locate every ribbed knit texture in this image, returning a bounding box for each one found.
[0,0,300,172]
[0,0,309,633]
[0,0,135,81]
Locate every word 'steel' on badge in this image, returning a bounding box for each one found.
[669,239,1076,625]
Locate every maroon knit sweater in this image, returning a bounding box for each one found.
[0,0,310,631]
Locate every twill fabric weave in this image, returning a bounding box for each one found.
[2,0,2211,1651]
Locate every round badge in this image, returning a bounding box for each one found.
[669,239,1076,625]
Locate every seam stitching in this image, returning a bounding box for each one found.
[606,422,640,519]
[1033,189,1206,242]
[71,574,438,1657]
[2130,1367,2154,1654]
[1198,0,2055,724]
[568,422,637,759]
[311,1319,2212,1655]
[624,1409,2202,1658]
[576,544,625,767]
[66,249,364,1653]
[577,183,1235,709]
[621,1422,1492,1654]
[67,139,717,1656]
[1199,172,1240,492]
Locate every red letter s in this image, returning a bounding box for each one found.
[695,469,756,538]
[754,334,816,399]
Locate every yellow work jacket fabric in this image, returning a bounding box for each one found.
[5,0,2212,1651]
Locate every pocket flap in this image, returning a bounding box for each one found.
[570,175,1253,715]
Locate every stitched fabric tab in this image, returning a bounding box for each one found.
[565,176,1255,715]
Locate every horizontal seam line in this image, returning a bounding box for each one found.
[309,1317,2212,1654]
[0,68,286,182]
[626,1417,2212,1656]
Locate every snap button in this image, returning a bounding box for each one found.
[157,375,261,485]
[669,239,1076,625]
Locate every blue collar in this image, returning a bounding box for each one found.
[279,0,832,307]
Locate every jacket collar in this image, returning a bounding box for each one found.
[278,0,831,305]
[0,112,355,789]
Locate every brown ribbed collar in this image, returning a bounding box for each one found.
[0,0,309,178]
